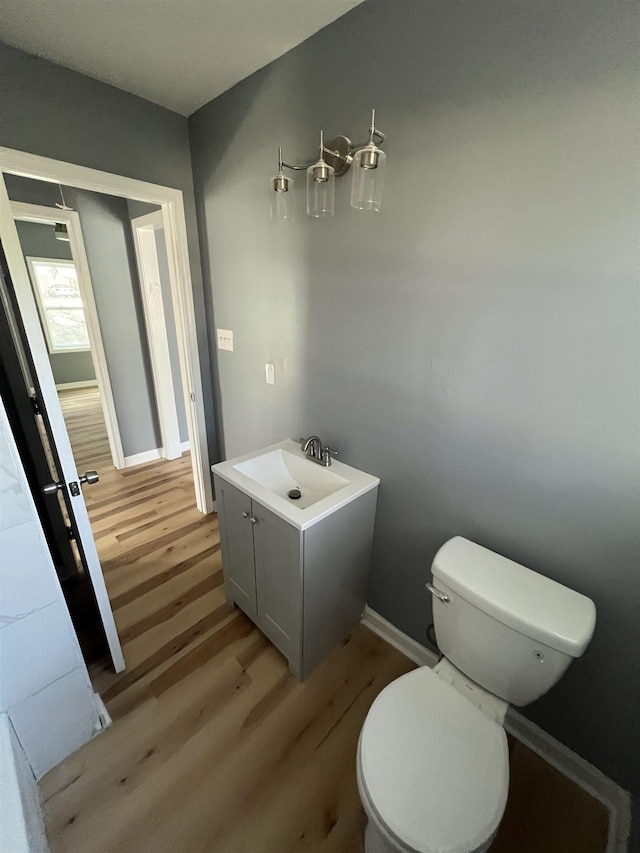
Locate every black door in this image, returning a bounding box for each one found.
[0,240,108,663]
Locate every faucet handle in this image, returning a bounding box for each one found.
[322,446,338,466]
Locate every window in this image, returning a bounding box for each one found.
[26,257,90,353]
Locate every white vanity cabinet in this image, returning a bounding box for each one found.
[213,473,378,679]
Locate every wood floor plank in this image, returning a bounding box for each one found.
[104,534,221,600]
[109,543,222,611]
[102,516,217,572]
[117,568,224,645]
[101,603,235,703]
[115,503,198,542]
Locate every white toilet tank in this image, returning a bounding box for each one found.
[430,537,596,706]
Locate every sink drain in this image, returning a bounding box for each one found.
[288,488,302,500]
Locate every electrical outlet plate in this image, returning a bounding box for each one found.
[217,329,233,351]
[265,363,275,385]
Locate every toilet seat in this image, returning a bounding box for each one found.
[358,667,509,853]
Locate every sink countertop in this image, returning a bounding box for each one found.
[211,439,380,530]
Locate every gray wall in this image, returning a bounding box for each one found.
[189,0,639,798]
[0,41,218,463]
[6,176,161,456]
[126,199,160,220]
[67,188,161,456]
[14,219,97,386]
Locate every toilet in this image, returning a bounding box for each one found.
[357,536,596,853]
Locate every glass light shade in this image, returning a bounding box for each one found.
[350,144,386,211]
[306,160,335,217]
[270,173,293,221]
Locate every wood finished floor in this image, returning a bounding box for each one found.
[58,386,113,473]
[43,388,610,852]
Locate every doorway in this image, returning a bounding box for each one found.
[0,147,213,513]
[0,148,215,677]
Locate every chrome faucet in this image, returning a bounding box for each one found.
[299,436,338,467]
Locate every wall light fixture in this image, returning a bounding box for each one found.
[270,109,386,221]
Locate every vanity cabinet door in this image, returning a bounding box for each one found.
[215,478,257,621]
[251,500,303,674]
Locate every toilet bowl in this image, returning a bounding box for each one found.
[357,666,508,853]
[357,536,596,853]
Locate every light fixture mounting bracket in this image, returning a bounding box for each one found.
[323,136,353,177]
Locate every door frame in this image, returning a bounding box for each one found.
[0,147,214,514]
[11,200,126,469]
[130,209,182,461]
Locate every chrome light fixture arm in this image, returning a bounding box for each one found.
[353,108,385,151]
[279,110,385,178]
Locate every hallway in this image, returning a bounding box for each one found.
[59,385,220,706]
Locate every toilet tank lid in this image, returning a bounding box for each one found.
[432,537,596,657]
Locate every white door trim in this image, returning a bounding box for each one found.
[0,147,214,513]
[131,209,181,460]
[11,200,126,470]
[0,175,125,673]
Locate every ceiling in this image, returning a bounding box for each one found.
[0,0,364,116]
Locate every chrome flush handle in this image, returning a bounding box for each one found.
[426,582,450,604]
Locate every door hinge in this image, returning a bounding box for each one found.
[30,395,41,415]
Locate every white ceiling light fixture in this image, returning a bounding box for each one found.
[271,109,386,221]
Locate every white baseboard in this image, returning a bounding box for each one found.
[360,606,631,853]
[55,380,98,390]
[124,444,190,468]
[123,448,162,468]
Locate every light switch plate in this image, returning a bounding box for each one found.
[217,329,233,351]
[265,363,275,385]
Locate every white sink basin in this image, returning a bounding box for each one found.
[234,449,349,510]
[212,439,380,530]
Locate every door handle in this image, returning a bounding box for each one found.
[43,471,99,496]
[250,517,257,525]
[426,582,450,604]
[79,471,99,486]
[42,480,64,496]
